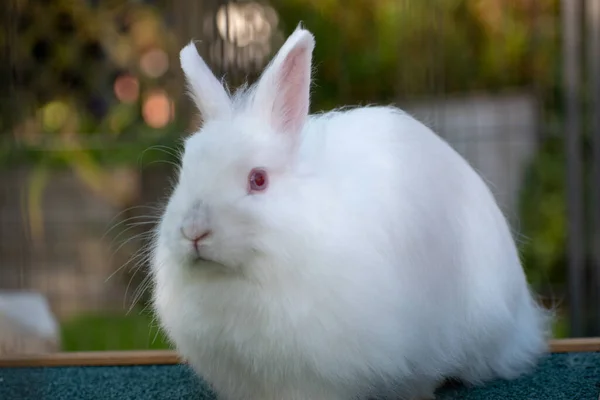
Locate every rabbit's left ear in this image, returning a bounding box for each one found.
[180,42,231,120]
[252,25,315,140]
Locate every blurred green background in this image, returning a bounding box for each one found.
[0,0,594,352]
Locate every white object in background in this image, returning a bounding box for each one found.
[0,291,60,355]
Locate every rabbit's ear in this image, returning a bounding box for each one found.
[252,25,315,140]
[180,42,231,120]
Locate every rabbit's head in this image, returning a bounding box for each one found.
[155,27,316,274]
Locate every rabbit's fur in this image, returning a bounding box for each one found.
[151,26,551,400]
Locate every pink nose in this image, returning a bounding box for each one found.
[192,230,211,244]
[181,227,211,244]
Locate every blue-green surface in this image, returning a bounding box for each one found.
[0,352,598,399]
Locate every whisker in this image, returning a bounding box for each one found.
[103,214,161,241]
[109,220,158,245]
[128,273,154,314]
[105,244,152,283]
[149,315,167,347]
[107,227,149,251]
[126,221,159,228]
[143,144,180,158]
[143,159,182,169]
[155,144,182,156]
[109,231,154,265]
[124,260,153,312]
[151,326,161,346]
[102,205,161,235]
[138,145,183,169]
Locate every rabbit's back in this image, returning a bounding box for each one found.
[303,106,525,289]
[298,106,549,382]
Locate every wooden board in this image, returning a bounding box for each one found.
[547,337,600,353]
[0,349,180,367]
[0,338,598,368]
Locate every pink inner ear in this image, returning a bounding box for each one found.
[273,46,310,135]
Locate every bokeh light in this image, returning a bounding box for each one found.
[114,74,140,104]
[142,90,173,129]
[216,2,277,47]
[140,48,169,78]
[42,101,70,132]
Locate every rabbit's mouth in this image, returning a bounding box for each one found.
[192,253,213,264]
[189,245,227,269]
[188,254,234,273]
[186,249,216,265]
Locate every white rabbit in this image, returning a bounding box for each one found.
[150,25,551,400]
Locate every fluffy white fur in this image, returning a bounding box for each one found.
[151,26,551,400]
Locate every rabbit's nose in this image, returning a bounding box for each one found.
[181,205,211,246]
[180,225,212,244]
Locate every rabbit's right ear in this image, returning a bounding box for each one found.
[251,26,315,143]
[180,42,231,120]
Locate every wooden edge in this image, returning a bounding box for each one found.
[0,350,181,368]
[548,337,600,353]
[0,338,598,368]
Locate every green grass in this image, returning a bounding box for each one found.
[551,313,569,339]
[60,311,172,352]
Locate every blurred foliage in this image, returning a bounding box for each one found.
[0,0,185,242]
[552,310,569,338]
[1,0,184,166]
[1,0,562,164]
[518,126,595,290]
[272,0,560,109]
[518,135,567,285]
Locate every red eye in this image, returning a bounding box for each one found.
[248,168,268,193]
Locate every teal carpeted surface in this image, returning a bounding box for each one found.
[0,352,599,399]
